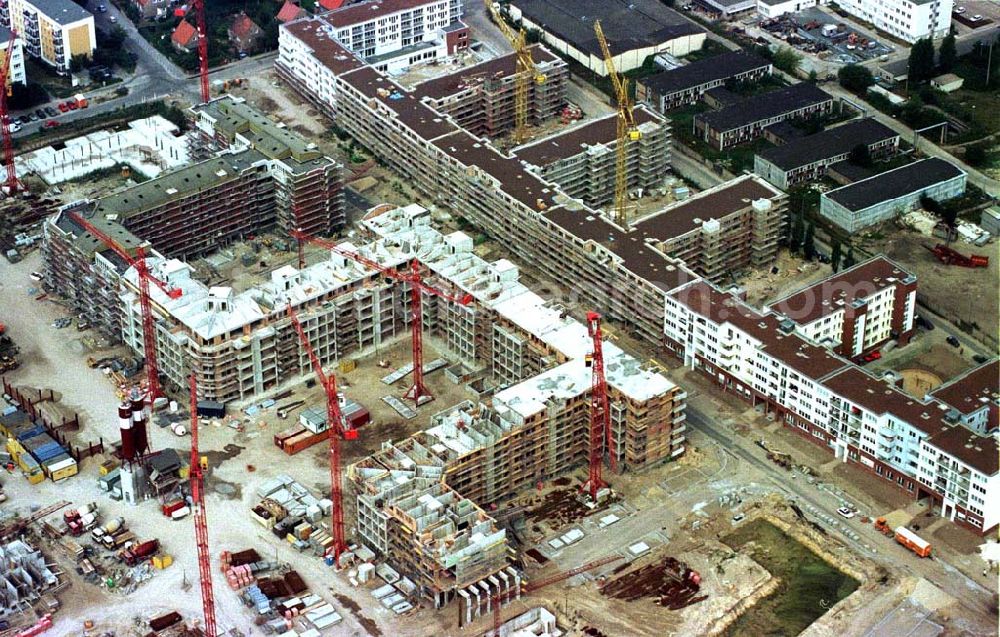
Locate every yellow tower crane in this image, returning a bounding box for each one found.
[486,1,547,144]
[594,19,641,227]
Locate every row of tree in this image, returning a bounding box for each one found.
[908,31,957,84]
[789,211,856,272]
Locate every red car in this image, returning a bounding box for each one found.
[57,102,69,112]
[42,120,60,129]
[67,101,78,111]
[862,351,881,363]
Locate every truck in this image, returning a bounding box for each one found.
[893,526,932,558]
[102,529,136,550]
[64,503,99,536]
[91,516,124,542]
[120,539,159,566]
[72,93,88,109]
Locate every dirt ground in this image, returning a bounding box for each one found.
[868,329,976,395]
[741,249,833,307]
[878,228,999,349]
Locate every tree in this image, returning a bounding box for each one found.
[908,38,936,84]
[803,222,816,261]
[843,246,857,269]
[838,64,874,94]
[773,47,802,75]
[939,31,957,73]
[848,143,873,168]
[965,142,989,167]
[808,69,818,84]
[831,239,842,272]
[790,212,804,254]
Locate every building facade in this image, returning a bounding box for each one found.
[753,118,900,190]
[1,0,95,72]
[0,26,26,86]
[636,51,772,112]
[835,0,952,42]
[820,158,967,234]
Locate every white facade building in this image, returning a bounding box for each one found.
[756,0,825,19]
[320,0,466,74]
[0,27,26,87]
[835,0,952,42]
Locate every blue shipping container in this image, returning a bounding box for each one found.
[16,426,45,441]
[33,444,66,463]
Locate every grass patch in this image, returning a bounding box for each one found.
[671,103,775,173]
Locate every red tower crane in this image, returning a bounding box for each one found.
[291,229,473,405]
[188,375,217,637]
[68,211,182,403]
[487,555,622,637]
[583,311,612,502]
[193,0,209,103]
[1,28,23,195]
[287,303,358,567]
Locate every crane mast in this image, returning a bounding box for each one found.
[188,375,217,637]
[485,0,547,144]
[594,19,640,227]
[1,29,22,195]
[68,211,182,403]
[287,304,358,566]
[583,311,612,501]
[194,0,209,103]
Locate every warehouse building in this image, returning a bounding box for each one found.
[506,0,705,76]
[512,106,671,207]
[820,158,967,234]
[694,82,835,150]
[754,118,900,189]
[636,50,772,112]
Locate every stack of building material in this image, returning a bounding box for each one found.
[241,583,272,615]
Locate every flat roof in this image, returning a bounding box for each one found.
[697,83,833,132]
[510,0,703,58]
[93,150,269,219]
[632,175,779,243]
[823,158,966,212]
[193,96,324,163]
[322,0,442,28]
[769,256,915,326]
[433,130,560,211]
[670,281,849,381]
[757,118,899,171]
[512,106,661,167]
[282,18,367,77]
[341,66,459,141]
[53,204,141,268]
[413,45,557,100]
[25,0,92,25]
[930,359,999,419]
[926,424,998,476]
[638,51,771,96]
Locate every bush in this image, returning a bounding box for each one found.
[772,47,802,75]
[838,64,874,94]
[964,142,990,167]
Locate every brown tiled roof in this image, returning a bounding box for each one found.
[513,107,661,167]
[277,1,307,23]
[231,13,262,40]
[770,256,915,326]
[172,20,198,48]
[824,367,947,434]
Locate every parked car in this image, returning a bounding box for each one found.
[916,315,934,330]
[42,120,60,129]
[29,271,43,282]
[972,354,989,364]
[27,112,38,121]
[955,6,966,13]
[18,115,31,125]
[109,14,117,22]
[862,350,882,362]
[946,335,961,348]
[35,108,47,119]
[97,3,107,11]
[972,14,983,21]
[57,102,69,112]
[67,100,79,110]
[44,106,58,117]
[837,507,855,519]
[7,120,21,133]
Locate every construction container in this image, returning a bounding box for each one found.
[152,554,173,569]
[170,506,190,520]
[343,401,370,429]
[98,460,119,476]
[15,425,45,442]
[98,468,120,491]
[42,455,78,481]
[274,426,330,455]
[161,499,186,517]
[196,400,226,419]
[338,359,357,373]
[894,527,932,557]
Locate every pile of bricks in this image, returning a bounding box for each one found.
[220,548,278,590]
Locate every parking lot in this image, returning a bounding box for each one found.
[757,6,896,65]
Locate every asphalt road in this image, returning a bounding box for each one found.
[685,400,996,621]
